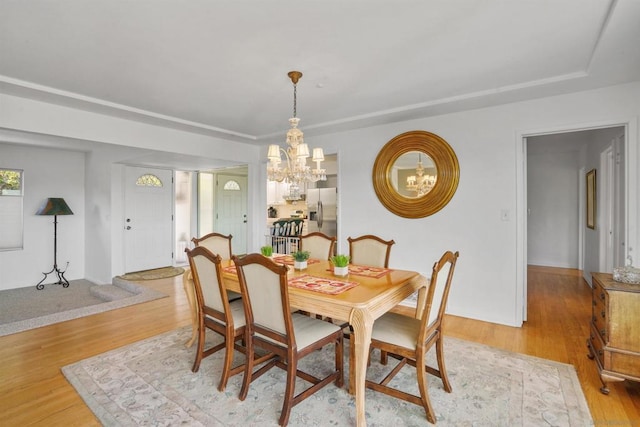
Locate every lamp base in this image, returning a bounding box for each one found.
[36,262,70,290]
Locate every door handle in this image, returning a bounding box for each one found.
[126,226,132,230]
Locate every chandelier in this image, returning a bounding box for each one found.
[267,71,326,201]
[406,153,437,196]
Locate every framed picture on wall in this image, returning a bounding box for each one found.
[586,169,596,229]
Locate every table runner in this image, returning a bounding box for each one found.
[272,255,321,266]
[326,264,392,279]
[222,257,321,275]
[287,275,358,295]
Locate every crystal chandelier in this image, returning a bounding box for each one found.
[406,153,437,196]
[267,71,326,201]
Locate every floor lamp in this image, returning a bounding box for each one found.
[36,198,74,290]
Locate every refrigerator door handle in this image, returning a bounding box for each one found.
[317,200,323,229]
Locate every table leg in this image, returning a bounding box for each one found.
[349,308,374,427]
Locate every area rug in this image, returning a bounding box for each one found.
[0,278,166,337]
[62,326,592,426]
[116,266,185,281]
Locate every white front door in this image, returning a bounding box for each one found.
[124,166,174,272]
[216,174,247,254]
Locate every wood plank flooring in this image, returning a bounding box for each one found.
[0,266,638,426]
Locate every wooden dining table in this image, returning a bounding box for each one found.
[183,256,427,427]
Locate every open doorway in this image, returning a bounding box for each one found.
[195,166,249,255]
[526,126,625,279]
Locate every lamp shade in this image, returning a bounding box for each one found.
[36,198,74,216]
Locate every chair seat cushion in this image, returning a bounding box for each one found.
[291,313,341,350]
[206,299,246,329]
[256,314,340,350]
[371,312,420,350]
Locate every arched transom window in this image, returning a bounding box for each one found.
[136,174,163,187]
[223,180,241,191]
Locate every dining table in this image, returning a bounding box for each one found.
[183,255,427,427]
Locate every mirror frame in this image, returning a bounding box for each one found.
[372,130,459,218]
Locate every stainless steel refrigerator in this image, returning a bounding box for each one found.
[306,187,337,237]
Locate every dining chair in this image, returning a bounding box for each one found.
[192,232,240,301]
[299,232,336,260]
[191,232,233,259]
[185,246,247,391]
[232,253,344,426]
[365,250,459,424]
[347,234,395,267]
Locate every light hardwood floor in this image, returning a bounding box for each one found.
[1,266,638,426]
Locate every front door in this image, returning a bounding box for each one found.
[216,174,247,254]
[124,166,174,272]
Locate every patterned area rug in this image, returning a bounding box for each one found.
[62,326,592,426]
[117,266,185,281]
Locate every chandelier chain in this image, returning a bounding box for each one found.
[293,83,297,118]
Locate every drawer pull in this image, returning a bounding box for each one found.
[600,292,605,300]
[601,329,606,336]
[598,350,603,356]
[601,311,606,318]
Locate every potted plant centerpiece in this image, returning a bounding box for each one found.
[292,250,310,270]
[260,245,273,257]
[331,254,350,277]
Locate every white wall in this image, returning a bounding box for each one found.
[0,143,85,290]
[303,81,640,326]
[1,82,639,326]
[527,149,581,268]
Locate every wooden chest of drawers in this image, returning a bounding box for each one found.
[587,272,640,394]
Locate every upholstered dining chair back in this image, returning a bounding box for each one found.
[347,234,395,267]
[188,246,226,313]
[234,253,290,340]
[192,232,233,259]
[422,250,459,337]
[299,232,336,260]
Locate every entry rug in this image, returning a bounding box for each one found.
[117,266,184,281]
[62,326,592,426]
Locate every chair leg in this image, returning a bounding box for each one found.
[380,350,388,365]
[436,337,452,393]
[218,333,235,391]
[191,323,205,373]
[415,353,437,424]
[279,356,297,426]
[239,334,254,401]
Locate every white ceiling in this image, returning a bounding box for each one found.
[1,0,639,145]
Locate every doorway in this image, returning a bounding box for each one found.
[522,125,627,321]
[123,166,174,273]
[196,167,248,255]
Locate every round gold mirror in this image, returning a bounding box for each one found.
[373,130,459,218]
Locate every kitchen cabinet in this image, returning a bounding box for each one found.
[587,272,640,394]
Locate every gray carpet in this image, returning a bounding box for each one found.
[62,326,593,426]
[0,278,167,337]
